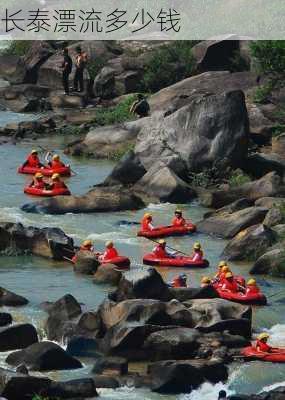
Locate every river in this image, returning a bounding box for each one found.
[0,111,285,399]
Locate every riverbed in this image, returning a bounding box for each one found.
[0,112,285,399]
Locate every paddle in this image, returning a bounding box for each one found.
[268,290,285,299]
[146,237,191,257]
[116,220,141,226]
[38,145,77,176]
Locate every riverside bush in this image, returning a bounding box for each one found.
[93,95,136,126]
[1,40,31,56]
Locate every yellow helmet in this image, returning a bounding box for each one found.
[225,272,233,278]
[51,173,60,180]
[106,240,113,248]
[83,239,92,247]
[158,239,166,245]
[222,266,230,273]
[144,213,152,219]
[34,172,43,179]
[218,261,227,268]
[257,332,270,341]
[31,149,38,154]
[247,279,256,286]
[194,242,201,250]
[52,154,60,161]
[201,276,211,284]
[175,209,182,214]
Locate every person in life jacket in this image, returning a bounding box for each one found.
[130,94,150,118]
[80,239,94,252]
[213,261,228,282]
[99,241,119,262]
[48,173,68,190]
[201,276,212,288]
[30,172,48,189]
[23,150,43,168]
[46,154,66,169]
[221,272,239,293]
[255,332,271,353]
[218,265,232,284]
[246,279,261,295]
[171,209,186,227]
[171,273,187,288]
[152,239,175,258]
[191,242,203,262]
[141,213,154,231]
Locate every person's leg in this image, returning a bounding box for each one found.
[73,69,79,91]
[62,72,69,94]
[79,70,84,92]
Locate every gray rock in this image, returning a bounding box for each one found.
[244,153,285,178]
[93,263,122,285]
[104,150,146,185]
[0,288,28,307]
[92,356,128,375]
[255,197,285,209]
[250,248,285,277]
[0,324,38,352]
[197,207,268,238]
[0,313,12,327]
[74,251,100,275]
[263,207,284,227]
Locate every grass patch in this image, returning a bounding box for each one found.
[105,141,135,161]
[93,95,137,126]
[228,170,251,187]
[1,40,31,56]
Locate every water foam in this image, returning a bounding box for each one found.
[179,382,234,400]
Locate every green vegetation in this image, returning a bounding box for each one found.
[229,50,250,72]
[271,124,285,137]
[93,95,136,126]
[277,202,285,223]
[253,82,274,104]
[143,41,196,93]
[228,170,251,187]
[1,40,31,56]
[87,56,108,81]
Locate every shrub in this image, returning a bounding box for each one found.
[228,170,251,187]
[271,124,285,137]
[143,41,195,93]
[87,56,107,81]
[1,40,31,56]
[250,41,285,78]
[253,82,274,104]
[229,50,250,72]
[93,95,136,126]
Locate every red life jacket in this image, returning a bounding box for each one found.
[191,250,203,262]
[50,160,65,169]
[27,154,41,167]
[33,179,45,189]
[222,279,239,293]
[246,285,260,295]
[153,245,168,258]
[141,218,152,231]
[172,277,187,288]
[51,181,67,190]
[256,340,271,352]
[172,216,186,227]
[102,247,118,260]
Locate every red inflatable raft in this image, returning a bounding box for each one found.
[137,224,196,239]
[241,346,285,362]
[216,288,267,305]
[101,256,130,270]
[24,186,71,197]
[18,165,71,177]
[143,253,209,268]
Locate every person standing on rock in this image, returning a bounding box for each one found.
[73,46,87,93]
[61,48,72,95]
[130,94,150,118]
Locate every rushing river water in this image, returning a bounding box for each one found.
[0,111,285,399]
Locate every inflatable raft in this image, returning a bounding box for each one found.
[18,165,71,177]
[241,346,285,362]
[101,256,130,269]
[137,223,196,239]
[143,253,209,268]
[216,288,267,305]
[24,186,71,197]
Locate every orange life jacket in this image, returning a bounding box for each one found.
[141,218,152,231]
[172,277,187,288]
[246,285,260,295]
[102,247,118,260]
[33,179,45,189]
[51,181,67,190]
[191,250,203,262]
[222,279,239,293]
[50,160,65,169]
[153,245,168,258]
[172,216,186,227]
[27,154,41,168]
[256,340,271,352]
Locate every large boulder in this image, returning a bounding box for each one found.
[197,207,268,238]
[185,298,251,337]
[0,84,51,112]
[244,153,285,178]
[6,341,82,371]
[0,313,12,327]
[200,172,285,209]
[21,186,145,215]
[22,41,54,84]
[149,359,228,394]
[110,268,172,302]
[49,92,85,109]
[272,133,285,159]
[221,224,277,261]
[133,163,196,203]
[0,324,38,351]
[250,247,285,277]
[66,336,100,358]
[192,37,249,72]
[45,294,82,342]
[0,55,26,84]
[73,251,100,275]
[93,263,122,285]
[149,71,257,113]
[93,67,116,99]
[136,90,249,175]
[0,288,28,307]
[263,207,284,227]
[169,286,219,302]
[0,222,73,260]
